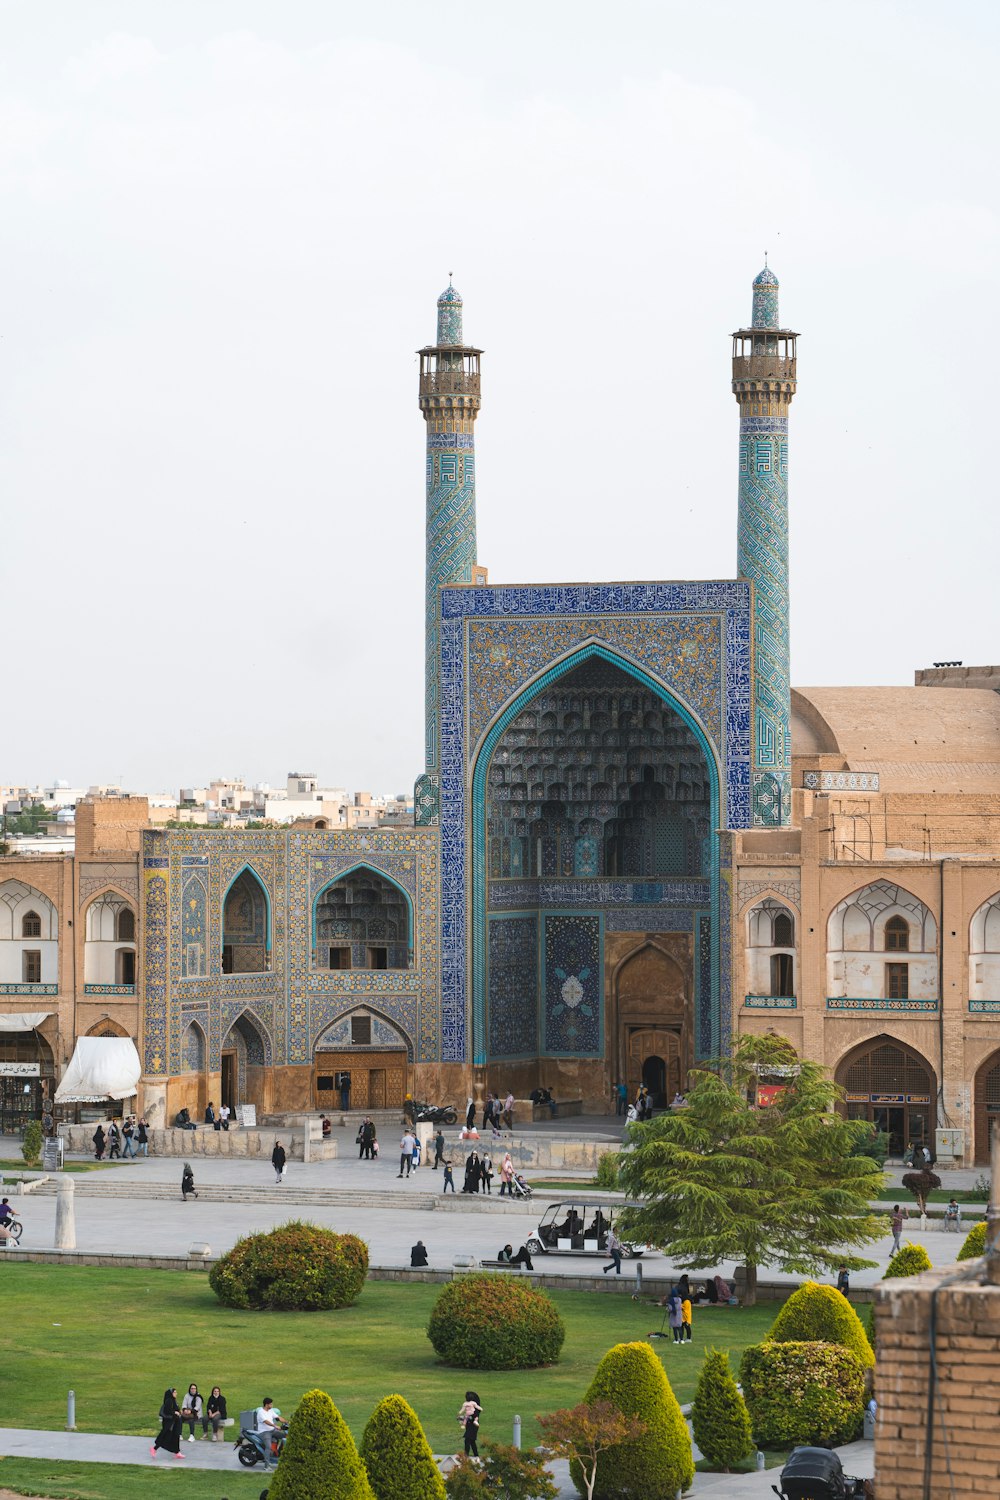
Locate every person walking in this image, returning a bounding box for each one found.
[136,1117,149,1156]
[465,1097,476,1131]
[442,1159,456,1193]
[181,1163,197,1200]
[92,1124,106,1160]
[272,1140,286,1184]
[602,1225,623,1276]
[432,1128,445,1169]
[681,1288,693,1343]
[399,1128,416,1178]
[122,1118,137,1158]
[181,1383,205,1441]
[503,1091,514,1130]
[151,1387,184,1459]
[402,1094,417,1129]
[890,1203,906,1254]
[457,1391,482,1458]
[499,1151,514,1197]
[206,1386,227,1442]
[482,1094,495,1132]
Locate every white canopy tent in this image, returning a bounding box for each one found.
[54,1036,141,1103]
[0,1012,55,1031]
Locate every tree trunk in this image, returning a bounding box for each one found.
[744,1260,758,1306]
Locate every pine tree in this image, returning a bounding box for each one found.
[690,1349,753,1472]
[617,1034,885,1303]
[361,1394,445,1500]
[267,1388,373,1500]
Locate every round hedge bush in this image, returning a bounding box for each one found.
[427,1273,565,1369]
[883,1243,931,1280]
[575,1340,694,1498]
[768,1280,874,1369]
[957,1221,987,1261]
[209,1221,368,1311]
[739,1340,865,1449]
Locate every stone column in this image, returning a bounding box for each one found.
[54,1175,76,1250]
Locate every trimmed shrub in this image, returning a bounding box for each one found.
[574,1340,694,1499]
[209,1221,368,1310]
[884,1243,932,1280]
[594,1152,621,1191]
[957,1221,987,1262]
[445,1443,557,1500]
[739,1340,864,1449]
[691,1349,753,1472]
[901,1169,941,1210]
[861,1300,876,1357]
[768,1280,874,1369]
[428,1274,564,1370]
[361,1395,445,1500]
[268,1387,373,1500]
[21,1120,43,1167]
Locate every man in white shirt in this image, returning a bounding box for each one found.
[399,1130,416,1178]
[254,1398,279,1432]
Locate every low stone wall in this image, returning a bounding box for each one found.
[60,1125,330,1161]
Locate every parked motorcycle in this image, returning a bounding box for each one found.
[235,1423,287,1468]
[414,1102,458,1125]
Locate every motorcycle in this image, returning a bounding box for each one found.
[415,1102,458,1125]
[235,1423,287,1468]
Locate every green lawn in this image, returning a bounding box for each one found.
[5,1265,775,1453]
[0,1160,115,1175]
[0,1457,263,1499]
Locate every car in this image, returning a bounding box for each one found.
[525,1199,654,1258]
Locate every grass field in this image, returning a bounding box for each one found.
[7,1264,775,1453]
[0,1457,263,1500]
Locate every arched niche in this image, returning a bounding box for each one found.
[222,868,271,974]
[970,893,1000,1005]
[84,890,137,986]
[312,1007,410,1111]
[826,881,938,1003]
[614,942,689,1109]
[745,897,796,999]
[973,1048,1000,1164]
[312,866,413,972]
[221,1010,272,1114]
[0,880,59,986]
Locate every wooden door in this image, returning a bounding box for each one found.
[369,1070,386,1109]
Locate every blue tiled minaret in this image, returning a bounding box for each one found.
[415,285,482,826]
[733,265,799,826]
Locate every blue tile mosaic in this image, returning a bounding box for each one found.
[542,913,602,1057]
[487,914,538,1058]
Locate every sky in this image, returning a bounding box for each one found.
[1,1,997,795]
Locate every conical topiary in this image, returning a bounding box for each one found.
[691,1349,753,1472]
[361,1394,445,1500]
[768,1280,874,1368]
[267,1388,374,1500]
[884,1243,932,1279]
[957,1221,987,1261]
[574,1341,693,1498]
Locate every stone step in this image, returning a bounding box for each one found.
[28,1178,539,1212]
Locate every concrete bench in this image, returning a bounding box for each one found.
[529,1097,583,1121]
[480,1259,530,1273]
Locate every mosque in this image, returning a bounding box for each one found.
[2,267,1000,1163]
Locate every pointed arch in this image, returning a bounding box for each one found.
[87,1017,131,1040]
[222,1007,272,1067]
[221,866,271,974]
[313,1004,414,1061]
[471,641,722,1067]
[180,1017,207,1072]
[312,864,414,951]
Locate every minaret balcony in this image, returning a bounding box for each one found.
[732,354,797,381]
[419,371,481,397]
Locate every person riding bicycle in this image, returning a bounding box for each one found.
[0,1198,18,1243]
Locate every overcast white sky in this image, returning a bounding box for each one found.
[1,1,997,795]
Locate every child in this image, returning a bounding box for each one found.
[442,1160,455,1193]
[411,1137,421,1172]
[681,1290,693,1343]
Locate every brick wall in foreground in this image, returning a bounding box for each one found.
[875,1261,1000,1498]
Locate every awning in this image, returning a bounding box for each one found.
[0,1012,55,1031]
[55,1037,142,1103]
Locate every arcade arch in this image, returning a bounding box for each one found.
[745,897,796,998]
[222,869,271,974]
[0,880,58,985]
[970,893,1000,1006]
[827,881,937,1002]
[221,1011,270,1113]
[836,1035,936,1158]
[0,1027,54,1134]
[312,1008,410,1111]
[84,891,137,986]
[973,1049,1000,1165]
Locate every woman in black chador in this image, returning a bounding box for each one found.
[151,1386,183,1459]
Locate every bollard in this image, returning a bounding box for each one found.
[67,1390,76,1431]
[55,1175,76,1251]
[756,1450,765,1471]
[512,1414,521,1449]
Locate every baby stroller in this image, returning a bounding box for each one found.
[771,1447,868,1500]
[510,1172,532,1200]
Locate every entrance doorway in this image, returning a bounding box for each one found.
[641,1054,667,1103]
[974,1050,1000,1164]
[837,1038,936,1158]
[627,1028,681,1107]
[313,1050,405,1110]
[221,1052,236,1112]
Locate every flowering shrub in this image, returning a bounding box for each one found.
[428,1273,565,1369]
[739,1340,865,1448]
[209,1221,368,1310]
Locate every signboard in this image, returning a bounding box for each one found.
[42,1136,64,1170]
[757,1084,786,1108]
[236,1105,256,1128]
[0,1062,40,1077]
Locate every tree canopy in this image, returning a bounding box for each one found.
[617,1033,884,1302]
